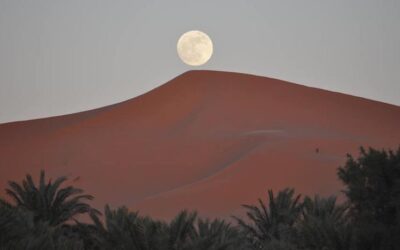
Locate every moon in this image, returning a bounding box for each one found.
[177,30,213,66]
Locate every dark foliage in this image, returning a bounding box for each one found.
[234,188,302,248]
[90,207,248,250]
[5,170,99,226]
[0,170,99,249]
[338,146,400,250]
[298,195,354,250]
[1,146,399,249]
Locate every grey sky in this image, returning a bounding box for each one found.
[0,0,399,123]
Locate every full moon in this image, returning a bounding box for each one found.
[177,30,213,66]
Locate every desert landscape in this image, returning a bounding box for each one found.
[2,1,400,248]
[1,70,399,219]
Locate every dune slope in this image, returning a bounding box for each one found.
[1,70,399,219]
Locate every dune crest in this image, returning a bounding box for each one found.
[1,70,399,219]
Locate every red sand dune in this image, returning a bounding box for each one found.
[0,70,399,220]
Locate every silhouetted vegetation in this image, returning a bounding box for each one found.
[1,146,399,249]
[337,147,400,250]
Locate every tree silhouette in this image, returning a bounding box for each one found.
[234,188,302,248]
[5,170,99,226]
[1,146,400,249]
[338,146,400,250]
[298,195,354,250]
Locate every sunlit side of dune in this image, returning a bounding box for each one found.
[1,70,399,219]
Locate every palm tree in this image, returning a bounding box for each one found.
[1,197,89,249]
[166,210,197,250]
[302,196,348,225]
[93,206,249,250]
[92,205,146,249]
[92,205,169,250]
[93,206,194,250]
[298,195,354,250]
[0,198,28,247]
[190,218,249,250]
[5,170,99,226]
[234,188,302,248]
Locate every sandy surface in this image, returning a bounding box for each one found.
[1,70,399,220]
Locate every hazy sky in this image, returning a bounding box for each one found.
[0,0,399,123]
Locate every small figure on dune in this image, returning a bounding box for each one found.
[315,148,320,154]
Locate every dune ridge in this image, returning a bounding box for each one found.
[1,70,399,219]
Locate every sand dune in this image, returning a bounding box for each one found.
[0,70,399,219]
